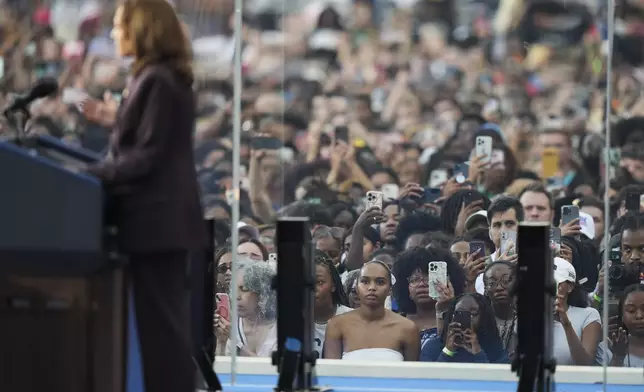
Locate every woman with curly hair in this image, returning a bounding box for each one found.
[392,247,467,350]
[214,258,277,357]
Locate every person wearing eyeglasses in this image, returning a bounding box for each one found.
[483,261,517,360]
[215,245,233,294]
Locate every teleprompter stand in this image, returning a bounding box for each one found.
[272,218,333,392]
[513,222,556,392]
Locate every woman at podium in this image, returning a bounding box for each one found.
[81,1,205,391]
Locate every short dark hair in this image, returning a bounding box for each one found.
[371,167,400,184]
[519,183,553,208]
[576,196,603,211]
[621,212,644,238]
[487,196,524,224]
[616,185,644,208]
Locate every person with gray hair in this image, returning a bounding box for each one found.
[214,257,277,357]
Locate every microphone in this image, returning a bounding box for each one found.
[3,78,59,116]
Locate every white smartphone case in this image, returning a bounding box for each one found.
[428,261,448,300]
[365,191,384,210]
[475,136,493,164]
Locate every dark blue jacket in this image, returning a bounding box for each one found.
[420,336,510,363]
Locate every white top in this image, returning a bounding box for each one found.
[226,317,277,358]
[552,306,601,365]
[314,305,353,358]
[342,348,404,361]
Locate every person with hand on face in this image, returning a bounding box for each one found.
[324,261,420,361]
[552,257,601,366]
[450,236,486,292]
[420,293,508,363]
[483,261,517,360]
[474,197,523,294]
[345,206,387,271]
[608,284,644,367]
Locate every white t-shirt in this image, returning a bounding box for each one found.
[313,305,353,358]
[552,306,601,365]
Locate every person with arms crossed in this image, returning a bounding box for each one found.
[82,1,205,391]
[324,260,420,361]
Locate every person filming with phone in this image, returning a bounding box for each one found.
[474,197,523,294]
[214,259,277,357]
[420,293,508,363]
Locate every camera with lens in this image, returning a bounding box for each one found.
[608,247,644,294]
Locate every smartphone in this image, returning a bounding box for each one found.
[428,261,448,300]
[429,169,449,187]
[469,241,486,258]
[463,190,477,206]
[335,126,349,143]
[267,253,277,270]
[423,187,441,203]
[381,184,399,200]
[542,148,559,178]
[475,136,493,165]
[251,136,282,150]
[453,163,469,183]
[549,227,561,254]
[500,231,517,256]
[365,191,384,210]
[561,205,580,226]
[626,192,641,213]
[216,293,231,321]
[453,310,472,330]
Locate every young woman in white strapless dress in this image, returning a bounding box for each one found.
[324,261,420,361]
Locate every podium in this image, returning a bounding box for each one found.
[0,136,126,392]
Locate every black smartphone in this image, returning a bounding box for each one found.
[550,227,561,245]
[463,190,477,206]
[453,310,472,330]
[626,192,641,212]
[335,126,349,143]
[561,205,580,226]
[251,136,282,150]
[469,241,485,257]
[423,187,441,203]
[453,163,469,183]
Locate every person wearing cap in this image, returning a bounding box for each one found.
[552,257,601,366]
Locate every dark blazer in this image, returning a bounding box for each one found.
[87,62,207,253]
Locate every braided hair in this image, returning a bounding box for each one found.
[483,261,517,354]
[314,250,349,307]
[440,189,490,235]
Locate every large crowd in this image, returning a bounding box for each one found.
[3,0,644,369]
